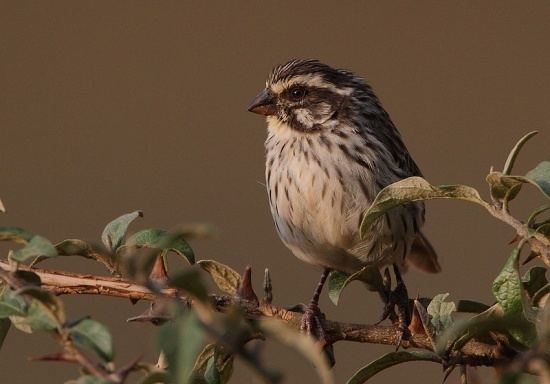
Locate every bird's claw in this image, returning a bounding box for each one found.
[377,279,411,350]
[300,302,327,346]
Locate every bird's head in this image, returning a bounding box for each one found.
[247,59,365,132]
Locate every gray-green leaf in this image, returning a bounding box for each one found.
[192,343,234,384]
[70,318,114,361]
[525,161,550,199]
[101,211,143,252]
[9,299,58,333]
[0,226,34,243]
[198,260,241,295]
[125,228,195,265]
[502,131,538,175]
[260,318,334,384]
[169,268,208,301]
[426,293,456,335]
[346,350,440,384]
[11,235,57,263]
[360,177,488,238]
[159,311,205,384]
[327,267,383,306]
[0,287,26,318]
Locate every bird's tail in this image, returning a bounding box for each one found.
[405,232,441,273]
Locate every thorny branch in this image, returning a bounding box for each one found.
[486,203,550,266]
[0,260,508,369]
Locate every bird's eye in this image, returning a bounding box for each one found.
[289,86,306,100]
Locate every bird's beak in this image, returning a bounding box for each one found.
[247,89,277,116]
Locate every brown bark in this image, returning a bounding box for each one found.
[0,260,507,367]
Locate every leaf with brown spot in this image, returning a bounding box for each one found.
[197,260,241,296]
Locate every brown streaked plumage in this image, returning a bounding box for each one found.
[248,59,440,343]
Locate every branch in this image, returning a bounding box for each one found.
[486,204,550,266]
[0,261,506,368]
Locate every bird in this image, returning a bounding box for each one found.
[247,59,440,343]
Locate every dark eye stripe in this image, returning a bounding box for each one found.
[282,85,344,103]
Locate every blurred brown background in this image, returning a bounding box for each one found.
[1,1,549,383]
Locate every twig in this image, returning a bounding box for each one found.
[486,204,550,266]
[0,260,506,368]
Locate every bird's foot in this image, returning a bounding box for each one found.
[300,302,327,346]
[377,278,411,350]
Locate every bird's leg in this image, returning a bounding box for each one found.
[376,264,411,349]
[300,268,330,344]
[392,264,411,348]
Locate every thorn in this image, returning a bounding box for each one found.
[442,364,456,383]
[127,300,171,326]
[522,251,539,265]
[114,354,143,382]
[149,253,168,285]
[236,265,258,304]
[408,299,425,336]
[508,234,521,245]
[30,352,76,363]
[263,268,272,304]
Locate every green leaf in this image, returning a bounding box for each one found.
[0,318,10,349]
[125,228,195,265]
[11,235,57,263]
[502,131,538,175]
[0,287,27,318]
[522,267,547,298]
[346,350,440,384]
[492,244,538,346]
[426,293,456,334]
[52,239,116,273]
[10,299,58,333]
[360,177,488,238]
[198,260,241,295]
[493,245,527,315]
[192,344,234,384]
[101,210,143,252]
[260,319,333,384]
[488,172,549,202]
[525,161,550,198]
[327,267,383,306]
[204,356,221,384]
[159,311,205,384]
[0,226,33,243]
[486,172,524,201]
[16,286,65,324]
[169,268,208,301]
[70,318,114,361]
[56,239,101,258]
[440,245,538,351]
